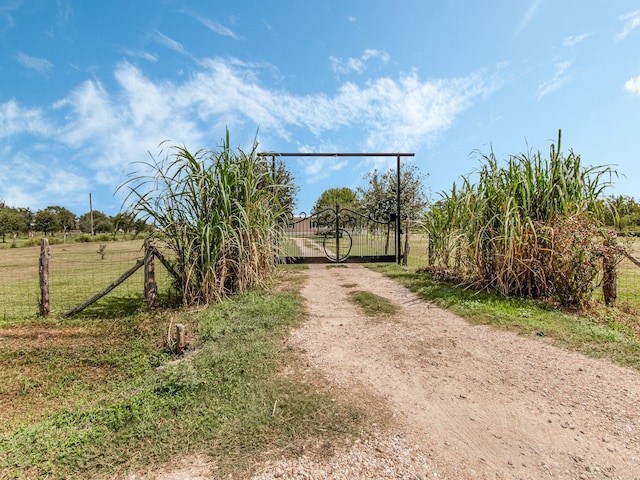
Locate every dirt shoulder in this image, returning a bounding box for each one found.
[252,264,640,479]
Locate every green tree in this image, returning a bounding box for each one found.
[34,209,57,235]
[312,187,362,230]
[78,211,113,234]
[0,202,23,242]
[358,163,428,264]
[258,157,299,215]
[604,195,640,231]
[312,187,361,214]
[16,207,33,233]
[34,206,77,235]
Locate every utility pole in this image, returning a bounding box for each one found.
[89,192,94,236]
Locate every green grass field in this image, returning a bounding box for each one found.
[0,238,174,322]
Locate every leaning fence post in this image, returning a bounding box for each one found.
[39,238,50,317]
[144,237,157,309]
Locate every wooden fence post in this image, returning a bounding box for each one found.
[39,238,50,317]
[602,231,618,307]
[175,324,185,355]
[144,237,157,309]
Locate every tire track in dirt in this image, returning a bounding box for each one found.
[289,264,640,479]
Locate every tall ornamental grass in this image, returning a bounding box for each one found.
[424,131,616,309]
[120,131,288,305]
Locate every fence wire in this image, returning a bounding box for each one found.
[2,235,640,321]
[405,233,640,312]
[0,238,175,321]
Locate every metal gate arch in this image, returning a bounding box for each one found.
[265,152,415,264]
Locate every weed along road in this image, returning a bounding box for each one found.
[253,264,640,479]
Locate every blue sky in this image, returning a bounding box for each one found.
[1,1,640,217]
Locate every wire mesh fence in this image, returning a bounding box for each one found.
[2,234,640,321]
[614,237,640,312]
[0,238,175,321]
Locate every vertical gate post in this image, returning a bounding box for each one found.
[39,238,50,317]
[396,154,402,264]
[144,237,157,309]
[335,203,340,262]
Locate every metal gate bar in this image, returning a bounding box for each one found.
[264,152,415,264]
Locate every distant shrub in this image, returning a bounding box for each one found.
[75,235,93,243]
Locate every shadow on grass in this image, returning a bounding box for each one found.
[70,293,181,320]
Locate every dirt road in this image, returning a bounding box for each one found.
[254,264,640,479]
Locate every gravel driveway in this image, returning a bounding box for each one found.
[251,264,640,480]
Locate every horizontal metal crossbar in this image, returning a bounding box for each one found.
[261,152,414,157]
[281,255,397,264]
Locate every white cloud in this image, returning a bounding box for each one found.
[195,15,239,39]
[53,62,203,188]
[0,151,87,209]
[1,56,493,210]
[563,32,590,47]
[72,58,489,166]
[516,0,543,35]
[303,157,348,183]
[177,58,489,152]
[625,75,640,96]
[123,48,158,63]
[330,49,390,75]
[347,16,357,24]
[16,52,54,73]
[54,79,118,148]
[537,59,572,100]
[616,10,640,41]
[0,100,50,139]
[155,31,187,55]
[0,1,19,34]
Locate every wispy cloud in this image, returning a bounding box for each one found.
[516,0,543,35]
[195,15,239,40]
[303,157,348,183]
[563,32,590,47]
[1,57,493,210]
[537,59,572,100]
[16,52,54,73]
[123,49,158,63]
[347,15,357,24]
[0,100,51,139]
[0,0,20,35]
[616,10,640,41]
[330,49,390,75]
[625,75,640,96]
[155,31,187,55]
[0,151,88,210]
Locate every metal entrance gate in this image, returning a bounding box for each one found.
[267,152,415,264]
[282,204,397,263]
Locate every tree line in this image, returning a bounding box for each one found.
[0,202,151,242]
